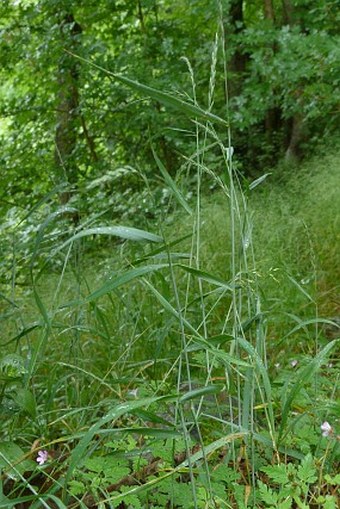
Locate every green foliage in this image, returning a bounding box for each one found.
[0,353,37,421]
[257,454,336,509]
[0,4,339,507]
[0,441,36,479]
[0,354,26,381]
[1,0,339,219]
[237,25,339,123]
[1,142,339,506]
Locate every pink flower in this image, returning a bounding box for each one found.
[320,421,333,437]
[36,450,48,465]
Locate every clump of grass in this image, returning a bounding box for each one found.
[177,146,340,342]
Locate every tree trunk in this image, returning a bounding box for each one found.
[281,0,306,161]
[54,13,82,206]
[225,0,248,97]
[263,0,282,154]
[281,0,293,25]
[285,114,305,162]
[264,0,275,23]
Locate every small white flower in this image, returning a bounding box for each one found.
[274,363,280,368]
[320,421,333,437]
[36,450,48,465]
[291,360,298,368]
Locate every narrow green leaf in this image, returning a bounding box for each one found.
[239,314,263,333]
[152,147,192,215]
[189,336,251,368]
[177,264,235,291]
[0,496,36,508]
[132,233,192,265]
[31,206,78,266]
[143,279,200,337]
[0,292,18,308]
[32,287,51,329]
[3,323,40,347]
[131,409,174,427]
[15,184,67,228]
[238,336,276,437]
[62,264,169,307]
[284,318,340,339]
[0,494,12,507]
[41,497,68,509]
[120,427,181,439]
[249,173,272,191]
[287,275,314,302]
[179,433,247,466]
[279,339,339,440]
[67,52,228,126]
[179,384,222,403]
[52,226,162,258]
[252,432,304,460]
[206,334,234,345]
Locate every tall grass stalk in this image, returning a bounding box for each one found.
[71,23,268,506]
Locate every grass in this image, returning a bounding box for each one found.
[1,146,339,507]
[0,59,339,508]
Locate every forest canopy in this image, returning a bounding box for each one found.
[1,0,339,217]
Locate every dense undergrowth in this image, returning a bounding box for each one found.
[0,38,339,504]
[1,143,339,508]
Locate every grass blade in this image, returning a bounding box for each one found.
[279,338,339,440]
[67,52,228,126]
[179,384,222,403]
[152,147,192,215]
[284,317,339,339]
[249,173,272,191]
[62,264,169,307]
[52,226,163,257]
[178,264,235,291]
[238,336,276,440]
[189,336,251,368]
